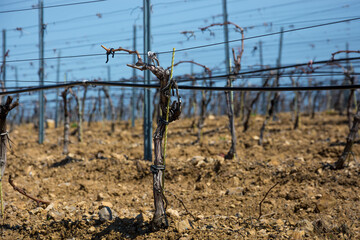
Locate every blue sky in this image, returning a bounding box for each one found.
[0,0,359,117]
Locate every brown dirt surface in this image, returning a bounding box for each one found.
[1,113,359,239]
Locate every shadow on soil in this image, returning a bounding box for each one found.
[92,217,151,240]
[50,156,82,168]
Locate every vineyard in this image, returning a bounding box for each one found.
[0,0,360,239]
[0,114,359,239]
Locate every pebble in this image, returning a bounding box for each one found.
[225,187,245,196]
[189,156,206,166]
[291,230,305,239]
[29,207,43,215]
[97,193,105,201]
[47,210,64,221]
[44,203,54,212]
[98,207,117,222]
[175,219,192,233]
[166,208,180,219]
[230,176,240,186]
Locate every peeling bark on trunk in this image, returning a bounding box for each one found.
[152,89,160,123]
[334,104,360,169]
[152,89,181,230]
[152,122,167,229]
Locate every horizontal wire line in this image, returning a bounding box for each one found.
[4,57,360,87]
[1,80,360,96]
[5,17,360,63]
[0,0,106,14]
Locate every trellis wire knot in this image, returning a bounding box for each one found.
[159,117,169,125]
[150,165,165,174]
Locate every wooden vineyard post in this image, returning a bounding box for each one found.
[62,88,69,155]
[334,103,360,169]
[0,96,19,218]
[101,45,182,230]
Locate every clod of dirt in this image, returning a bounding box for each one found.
[296,219,314,233]
[313,219,330,233]
[97,192,105,201]
[315,195,337,212]
[213,160,221,173]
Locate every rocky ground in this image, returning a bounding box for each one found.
[0,112,359,239]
